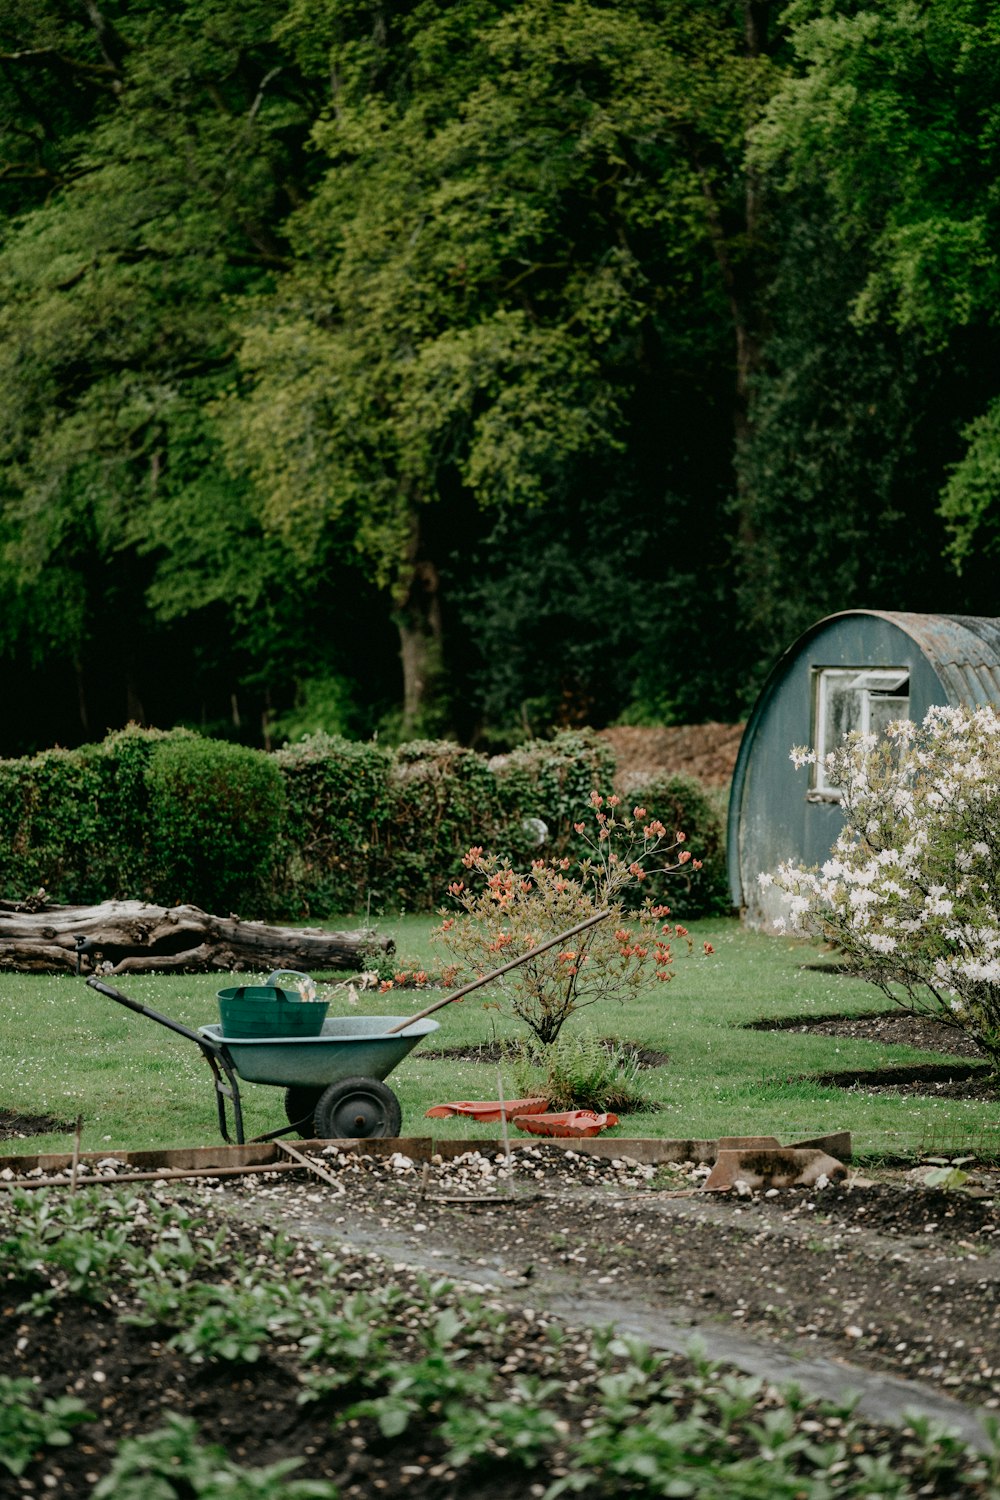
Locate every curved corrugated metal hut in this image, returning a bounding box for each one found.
[728,611,1000,927]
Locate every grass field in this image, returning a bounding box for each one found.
[3,915,997,1163]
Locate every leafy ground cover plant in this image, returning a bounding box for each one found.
[765,705,1000,1071]
[91,1413,336,1500]
[0,1376,92,1478]
[507,1030,657,1113]
[433,793,708,1045]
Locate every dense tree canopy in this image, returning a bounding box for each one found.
[0,0,996,754]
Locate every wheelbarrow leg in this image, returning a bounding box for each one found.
[204,1051,245,1146]
[86,977,251,1146]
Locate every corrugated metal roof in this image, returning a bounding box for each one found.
[832,612,1000,708]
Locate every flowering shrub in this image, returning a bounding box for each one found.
[433,793,707,1045]
[764,705,1000,1069]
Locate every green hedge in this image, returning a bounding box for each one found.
[0,729,730,920]
[612,773,731,920]
[274,733,391,917]
[145,737,287,913]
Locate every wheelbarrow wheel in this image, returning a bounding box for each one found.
[313,1076,402,1140]
[283,1085,325,1138]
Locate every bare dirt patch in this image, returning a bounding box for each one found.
[748,1009,998,1101]
[421,1038,671,1069]
[0,1110,73,1141]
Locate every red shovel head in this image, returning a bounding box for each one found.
[425,1096,550,1121]
[513,1110,618,1138]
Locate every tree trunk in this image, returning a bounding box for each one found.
[395,514,444,733]
[0,900,394,976]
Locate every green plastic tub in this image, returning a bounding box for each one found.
[217,985,330,1039]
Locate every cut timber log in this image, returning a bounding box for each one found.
[0,900,393,976]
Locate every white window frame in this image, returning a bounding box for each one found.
[812,667,910,797]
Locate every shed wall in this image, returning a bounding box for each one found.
[731,614,946,927]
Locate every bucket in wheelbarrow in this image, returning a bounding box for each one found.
[217,985,329,1039]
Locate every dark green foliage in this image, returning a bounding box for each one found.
[613,773,730,920]
[0,729,284,911]
[733,203,994,703]
[0,745,108,905]
[274,733,392,917]
[383,741,506,910]
[0,729,727,920]
[145,737,287,914]
[1,1,1000,748]
[491,730,616,861]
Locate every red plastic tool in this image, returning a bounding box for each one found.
[512,1110,618,1138]
[425,1096,550,1122]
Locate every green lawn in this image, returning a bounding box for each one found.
[2,915,997,1162]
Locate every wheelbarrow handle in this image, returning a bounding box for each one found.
[85,976,224,1060]
[382,908,612,1034]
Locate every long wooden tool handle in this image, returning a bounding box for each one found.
[383,908,612,1034]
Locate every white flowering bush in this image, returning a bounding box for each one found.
[763,704,1000,1070]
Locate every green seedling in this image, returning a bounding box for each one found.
[0,1376,93,1477]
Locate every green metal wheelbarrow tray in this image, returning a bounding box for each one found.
[84,908,610,1146]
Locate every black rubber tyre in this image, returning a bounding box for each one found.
[283,1085,325,1138]
[313,1076,403,1140]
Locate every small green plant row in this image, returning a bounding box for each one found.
[3,1188,999,1498]
[0,724,729,919]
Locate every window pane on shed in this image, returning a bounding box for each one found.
[824,676,862,749]
[869,693,909,740]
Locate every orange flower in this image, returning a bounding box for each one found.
[703,942,714,955]
[679,850,692,864]
[632,806,647,820]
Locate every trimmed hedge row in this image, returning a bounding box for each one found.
[0,727,730,919]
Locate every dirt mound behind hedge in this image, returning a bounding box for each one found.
[599,723,744,790]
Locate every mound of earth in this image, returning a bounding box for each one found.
[598,722,744,790]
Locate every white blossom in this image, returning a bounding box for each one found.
[762,703,1000,1069]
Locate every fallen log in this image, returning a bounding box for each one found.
[0,900,393,975]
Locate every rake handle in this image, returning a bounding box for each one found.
[383,908,612,1034]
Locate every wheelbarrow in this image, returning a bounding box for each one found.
[85,976,434,1144]
[84,908,610,1145]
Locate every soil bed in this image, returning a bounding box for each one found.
[0,1110,73,1141]
[4,1143,1000,1497]
[421,1038,671,1068]
[752,1007,987,1060]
